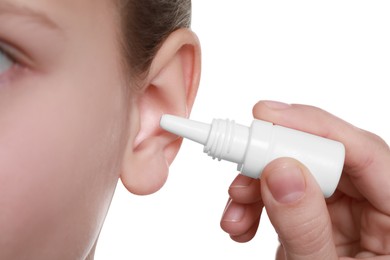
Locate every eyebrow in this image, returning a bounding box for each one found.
[0,1,60,30]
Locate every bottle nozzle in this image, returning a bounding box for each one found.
[160,115,211,145]
[160,115,251,164]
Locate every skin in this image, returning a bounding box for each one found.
[221,101,390,259]
[0,0,201,259]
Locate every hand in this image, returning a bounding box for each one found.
[220,101,390,259]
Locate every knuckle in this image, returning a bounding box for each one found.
[278,209,333,255]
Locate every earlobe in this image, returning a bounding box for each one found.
[120,29,201,195]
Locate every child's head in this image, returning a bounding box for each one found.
[0,0,200,259]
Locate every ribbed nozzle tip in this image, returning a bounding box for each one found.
[160,114,211,145]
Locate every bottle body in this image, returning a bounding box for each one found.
[239,120,345,197]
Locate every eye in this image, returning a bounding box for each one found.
[0,46,14,76]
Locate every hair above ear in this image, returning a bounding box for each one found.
[120,28,201,195]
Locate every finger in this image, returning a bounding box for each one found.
[253,101,390,215]
[220,199,263,241]
[228,174,262,204]
[230,216,260,243]
[261,157,338,260]
[341,256,390,260]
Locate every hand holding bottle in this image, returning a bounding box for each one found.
[220,101,390,259]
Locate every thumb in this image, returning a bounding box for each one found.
[261,158,338,260]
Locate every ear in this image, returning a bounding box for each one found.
[120,29,201,195]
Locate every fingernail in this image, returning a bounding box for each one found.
[230,175,254,189]
[266,163,306,204]
[222,199,245,222]
[263,100,291,110]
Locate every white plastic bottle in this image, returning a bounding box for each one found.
[160,114,345,198]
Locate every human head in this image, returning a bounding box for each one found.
[0,0,200,259]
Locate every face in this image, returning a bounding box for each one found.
[0,0,129,259]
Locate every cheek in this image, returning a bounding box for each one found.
[0,72,127,257]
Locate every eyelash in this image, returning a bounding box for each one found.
[0,42,20,83]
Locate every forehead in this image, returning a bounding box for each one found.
[0,0,117,28]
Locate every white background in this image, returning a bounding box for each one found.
[96,1,390,259]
